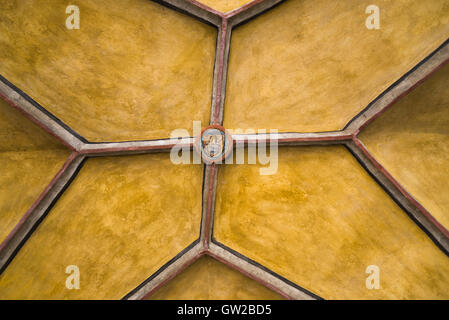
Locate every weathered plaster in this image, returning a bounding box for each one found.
[1,0,449,300]
[0,98,69,244]
[149,256,284,299]
[214,146,449,299]
[0,153,203,299]
[0,0,216,142]
[359,61,449,232]
[224,0,449,133]
[196,0,254,13]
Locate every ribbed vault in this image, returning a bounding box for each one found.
[0,0,448,300]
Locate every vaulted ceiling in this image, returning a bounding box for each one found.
[0,0,448,300]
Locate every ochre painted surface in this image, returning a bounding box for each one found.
[224,0,449,133]
[195,0,253,13]
[0,98,69,244]
[359,62,449,231]
[214,146,449,299]
[150,256,284,300]
[0,0,216,142]
[0,154,203,299]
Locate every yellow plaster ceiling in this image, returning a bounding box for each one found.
[0,98,70,244]
[214,146,449,299]
[224,0,449,133]
[0,0,216,142]
[195,0,254,13]
[359,61,449,232]
[1,0,448,300]
[0,154,202,299]
[149,256,284,300]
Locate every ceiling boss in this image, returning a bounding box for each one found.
[195,125,233,164]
